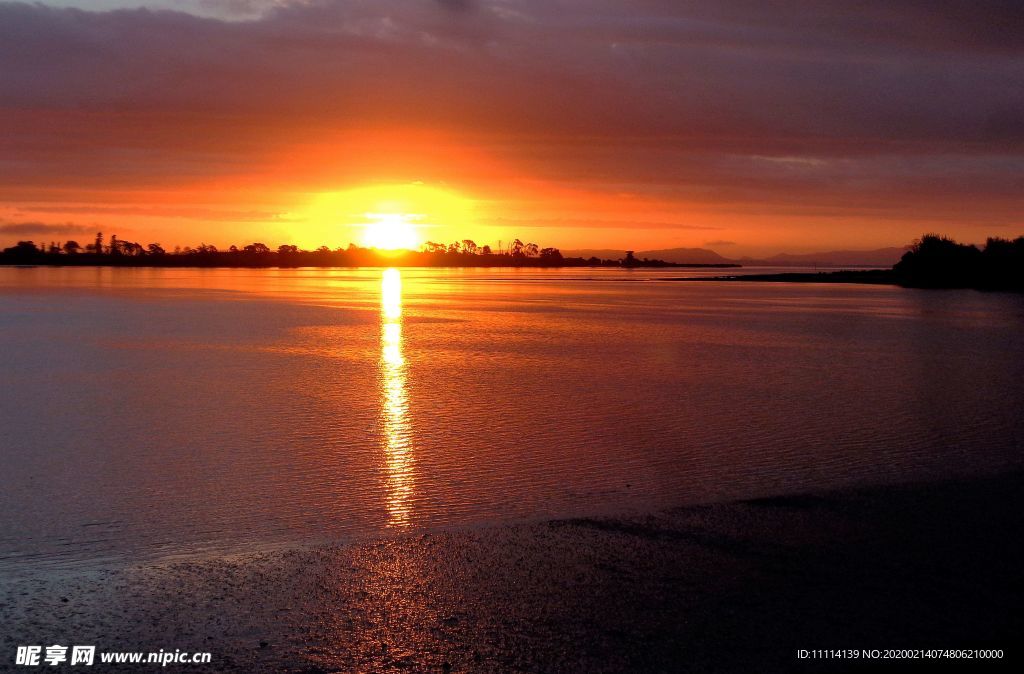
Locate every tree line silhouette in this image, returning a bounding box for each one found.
[892,234,1024,290]
[0,234,723,269]
[6,232,1016,288]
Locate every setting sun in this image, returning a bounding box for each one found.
[362,213,420,250]
[282,183,475,250]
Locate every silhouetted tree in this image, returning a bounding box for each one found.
[539,247,563,262]
[980,236,1024,289]
[63,240,81,255]
[3,241,39,257]
[894,234,981,288]
[120,240,143,256]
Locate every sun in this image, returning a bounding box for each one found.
[362,213,421,250]
[283,183,474,250]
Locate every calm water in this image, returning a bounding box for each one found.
[1,267,1022,573]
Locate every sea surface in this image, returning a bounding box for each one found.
[1,266,1022,574]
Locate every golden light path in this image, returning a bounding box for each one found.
[380,268,415,527]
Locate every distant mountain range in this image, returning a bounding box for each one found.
[562,246,910,267]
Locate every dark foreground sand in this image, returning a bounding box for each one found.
[2,473,1021,673]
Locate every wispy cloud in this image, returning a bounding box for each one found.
[0,221,96,236]
[484,218,722,231]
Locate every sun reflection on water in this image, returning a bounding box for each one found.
[380,268,414,527]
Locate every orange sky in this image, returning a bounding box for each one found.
[1,1,1021,256]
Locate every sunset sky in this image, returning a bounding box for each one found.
[1,0,1021,256]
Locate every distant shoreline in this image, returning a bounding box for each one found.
[1,237,744,269]
[671,267,1024,292]
[4,232,1022,291]
[670,269,897,285]
[0,259,741,270]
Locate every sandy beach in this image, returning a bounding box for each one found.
[3,471,1019,673]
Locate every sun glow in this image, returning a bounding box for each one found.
[287,183,475,250]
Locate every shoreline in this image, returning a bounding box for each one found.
[668,269,1024,292]
[665,269,898,285]
[0,262,741,270]
[2,471,1020,672]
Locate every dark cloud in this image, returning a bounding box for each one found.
[0,221,95,236]
[198,0,283,18]
[16,205,278,221]
[434,0,476,12]
[3,1,1019,139]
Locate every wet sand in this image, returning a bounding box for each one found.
[2,472,1020,672]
